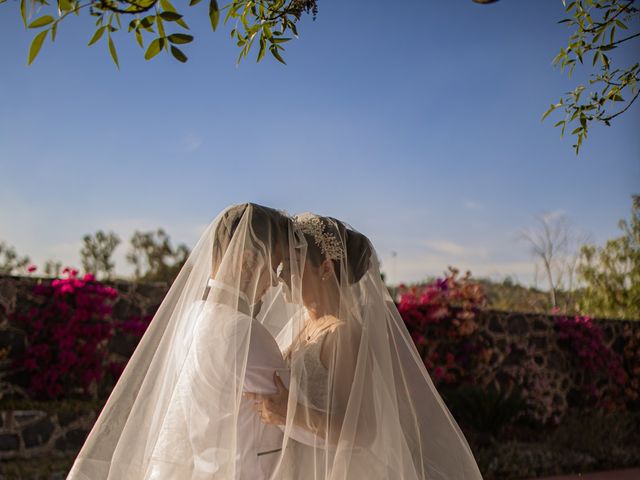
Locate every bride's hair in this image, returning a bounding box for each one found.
[302,215,372,285]
[210,203,290,277]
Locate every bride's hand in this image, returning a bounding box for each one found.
[245,371,288,426]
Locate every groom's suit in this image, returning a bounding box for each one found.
[235,309,290,480]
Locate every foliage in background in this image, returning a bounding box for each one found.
[44,259,63,277]
[543,0,639,153]
[397,267,489,386]
[11,269,118,400]
[621,321,640,407]
[80,230,121,280]
[474,277,576,315]
[7,0,318,66]
[518,213,586,310]
[576,195,640,320]
[126,228,190,282]
[554,313,628,410]
[0,241,30,275]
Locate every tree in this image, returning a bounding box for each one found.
[542,1,639,154]
[0,241,30,275]
[126,228,190,282]
[80,230,121,279]
[8,0,317,67]
[576,195,640,320]
[43,259,63,277]
[519,213,586,310]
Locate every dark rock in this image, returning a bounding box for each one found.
[0,433,19,451]
[533,319,548,332]
[54,428,89,452]
[506,315,528,336]
[531,336,547,350]
[0,327,27,358]
[22,417,55,448]
[110,333,141,357]
[489,317,504,334]
[57,411,81,427]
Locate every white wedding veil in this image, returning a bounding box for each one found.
[67,203,483,480]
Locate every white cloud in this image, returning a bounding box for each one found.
[541,209,567,222]
[463,200,483,210]
[424,239,488,259]
[183,132,203,153]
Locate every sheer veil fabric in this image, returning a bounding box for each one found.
[67,203,483,480]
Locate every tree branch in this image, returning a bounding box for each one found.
[601,88,640,121]
[97,0,157,14]
[607,30,640,47]
[583,0,636,33]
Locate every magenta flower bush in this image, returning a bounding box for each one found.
[554,314,628,411]
[396,267,490,386]
[12,268,118,400]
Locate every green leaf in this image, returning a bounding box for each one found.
[170,45,187,62]
[27,30,48,65]
[135,29,144,48]
[271,37,291,44]
[58,0,73,12]
[189,0,202,5]
[269,45,286,65]
[20,0,27,27]
[159,11,182,21]
[144,37,164,60]
[88,26,107,46]
[140,16,155,28]
[209,0,219,31]
[108,34,119,69]
[156,14,166,37]
[168,33,193,44]
[28,15,54,29]
[50,22,58,41]
[257,34,266,62]
[614,19,627,30]
[159,0,174,11]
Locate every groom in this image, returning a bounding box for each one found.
[203,204,293,479]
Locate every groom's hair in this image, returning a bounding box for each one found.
[210,203,291,278]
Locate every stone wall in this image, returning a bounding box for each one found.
[0,274,637,468]
[0,407,96,462]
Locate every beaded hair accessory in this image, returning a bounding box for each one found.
[293,213,345,261]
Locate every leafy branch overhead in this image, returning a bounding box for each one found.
[542,0,639,154]
[13,0,318,66]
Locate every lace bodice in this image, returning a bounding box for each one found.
[294,334,330,412]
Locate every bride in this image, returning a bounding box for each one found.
[67,203,483,480]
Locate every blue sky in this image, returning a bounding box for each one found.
[1,0,638,286]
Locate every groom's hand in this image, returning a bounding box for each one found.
[245,371,288,426]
